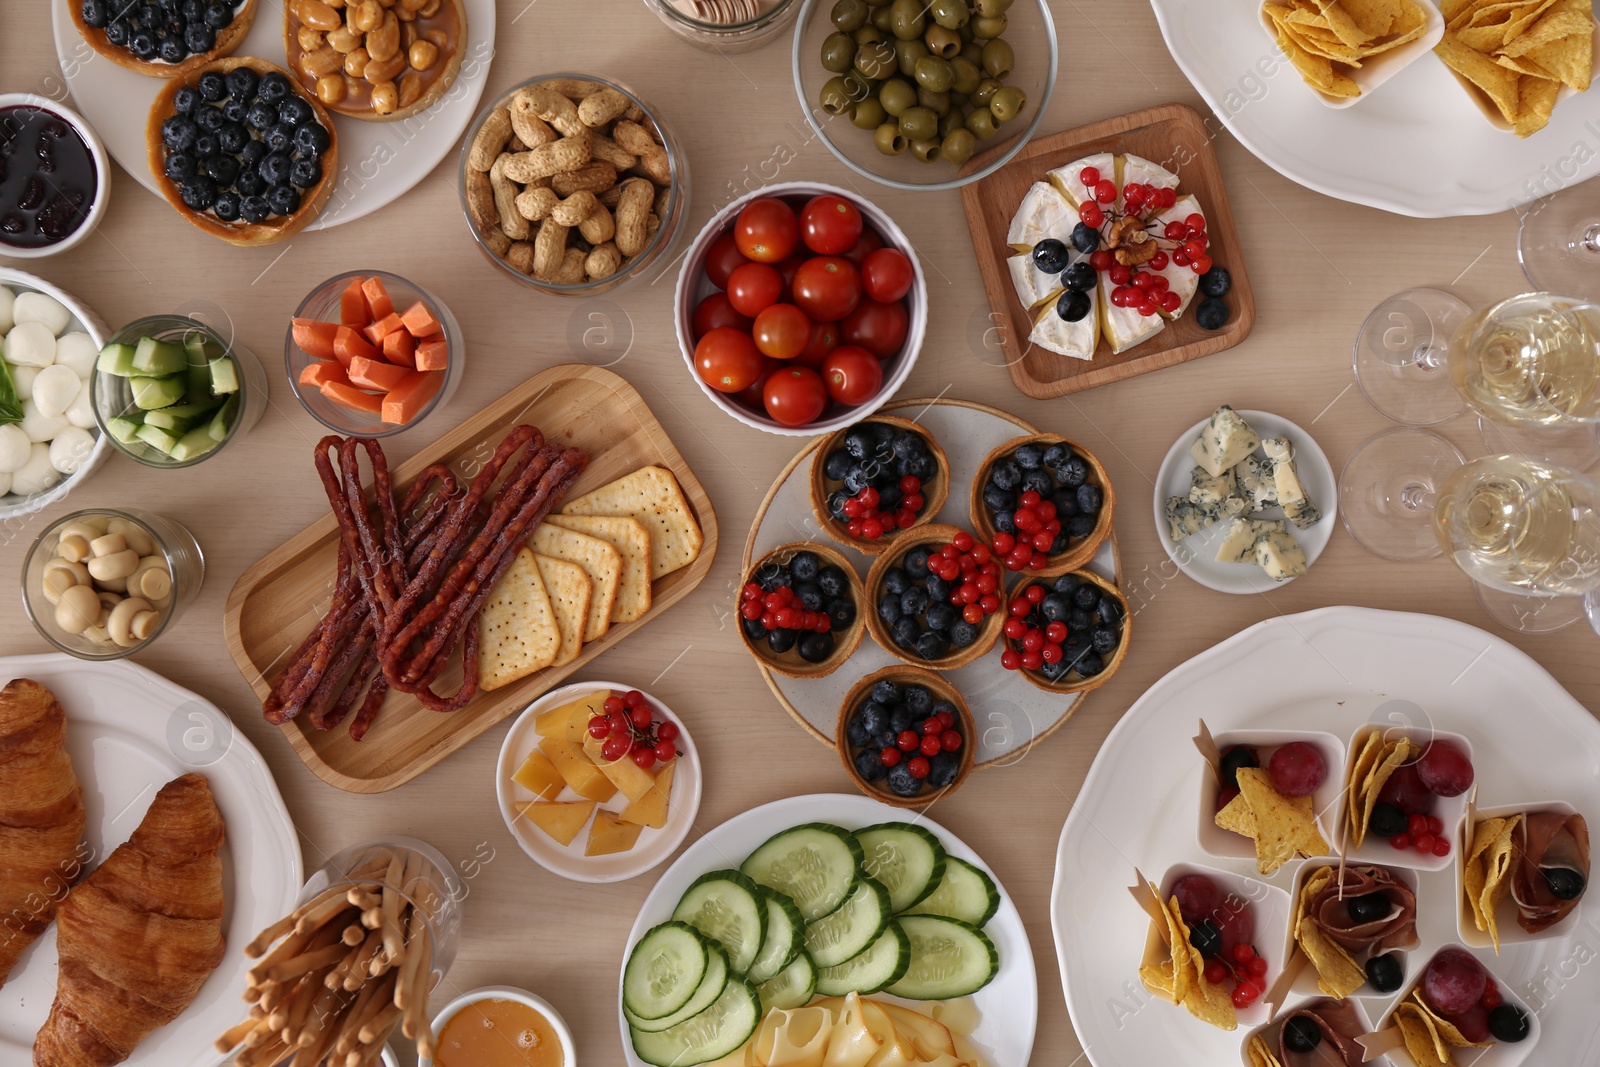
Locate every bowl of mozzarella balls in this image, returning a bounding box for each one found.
[0,269,111,517]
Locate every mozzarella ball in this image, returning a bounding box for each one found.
[10,364,38,402]
[0,471,11,496]
[12,443,61,495]
[49,427,95,474]
[0,424,30,472]
[12,292,72,336]
[0,286,13,334]
[32,365,80,419]
[19,400,68,443]
[5,322,57,367]
[53,332,98,379]
[65,378,95,429]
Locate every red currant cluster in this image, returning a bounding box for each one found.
[1203,943,1269,1009]
[1096,256,1182,319]
[991,490,1061,571]
[1000,584,1069,671]
[739,583,834,634]
[1163,214,1214,274]
[1075,167,1178,228]
[842,475,925,541]
[1075,165,1214,321]
[587,690,680,770]
[877,706,962,782]
[1391,813,1452,858]
[930,531,1004,625]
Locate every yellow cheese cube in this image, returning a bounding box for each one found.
[509,750,566,801]
[516,800,595,846]
[583,735,657,803]
[586,809,644,856]
[535,689,611,742]
[538,737,617,803]
[619,760,676,830]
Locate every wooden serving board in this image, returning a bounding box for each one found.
[961,103,1256,399]
[223,365,718,793]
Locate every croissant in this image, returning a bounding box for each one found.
[0,678,87,988]
[34,773,226,1067]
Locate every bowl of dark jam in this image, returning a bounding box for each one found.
[0,96,110,259]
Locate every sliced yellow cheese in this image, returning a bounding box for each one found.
[538,736,617,803]
[517,800,595,846]
[586,809,644,856]
[510,749,565,801]
[619,760,676,829]
[535,689,610,741]
[584,734,658,803]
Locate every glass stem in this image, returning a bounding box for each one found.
[1400,483,1433,511]
[1412,343,1446,372]
[1577,223,1600,255]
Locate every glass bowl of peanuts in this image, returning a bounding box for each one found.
[641,0,801,53]
[21,508,205,660]
[456,74,690,296]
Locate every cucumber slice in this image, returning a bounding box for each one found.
[132,336,187,376]
[95,343,138,377]
[630,978,760,1067]
[169,425,221,462]
[814,920,910,997]
[208,393,239,441]
[802,876,890,968]
[209,356,239,394]
[144,400,222,433]
[757,950,816,1013]
[671,870,767,977]
[134,422,179,454]
[884,915,998,1000]
[130,375,185,411]
[105,414,143,445]
[625,945,729,1034]
[183,337,213,402]
[740,823,863,922]
[746,888,803,985]
[903,856,1000,927]
[856,822,947,913]
[623,921,710,1022]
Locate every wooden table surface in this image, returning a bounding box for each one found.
[4,2,1597,1064]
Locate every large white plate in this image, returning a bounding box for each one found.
[50,0,495,229]
[619,793,1037,1067]
[1051,607,1600,1066]
[0,653,302,1067]
[1148,0,1600,217]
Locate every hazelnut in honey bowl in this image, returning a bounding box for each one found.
[285,0,466,120]
[426,988,574,1067]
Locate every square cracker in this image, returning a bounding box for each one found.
[559,466,703,579]
[533,553,591,666]
[476,547,560,691]
[544,513,652,622]
[530,524,620,642]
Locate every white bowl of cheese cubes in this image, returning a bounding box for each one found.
[1154,405,1337,595]
[0,268,111,520]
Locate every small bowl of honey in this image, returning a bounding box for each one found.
[425,986,575,1067]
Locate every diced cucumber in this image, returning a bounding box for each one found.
[746,888,803,985]
[903,856,1000,927]
[209,356,239,394]
[134,422,180,454]
[670,870,767,977]
[622,921,710,1022]
[626,945,728,1034]
[629,979,760,1067]
[96,342,139,376]
[130,375,186,410]
[814,920,910,997]
[105,414,144,445]
[144,400,222,433]
[757,950,816,1013]
[884,915,998,1000]
[169,425,221,462]
[802,876,890,968]
[856,823,947,914]
[208,393,238,441]
[132,336,187,376]
[740,824,863,923]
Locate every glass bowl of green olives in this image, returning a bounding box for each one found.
[792,0,1056,191]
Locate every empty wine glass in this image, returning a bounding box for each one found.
[1518,184,1600,303]
[1339,427,1466,561]
[1352,288,1472,425]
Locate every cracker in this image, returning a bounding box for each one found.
[559,465,703,578]
[530,523,620,642]
[544,513,652,622]
[534,553,592,666]
[476,547,560,691]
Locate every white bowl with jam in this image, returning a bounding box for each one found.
[425,986,575,1067]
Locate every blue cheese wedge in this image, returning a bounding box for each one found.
[1214,517,1288,563]
[1189,405,1262,478]
[1261,437,1322,529]
[1007,181,1076,251]
[1047,151,1115,208]
[1097,268,1164,354]
[1233,454,1278,513]
[1030,296,1096,360]
[1187,465,1236,507]
[1255,528,1308,581]
[1165,495,1245,542]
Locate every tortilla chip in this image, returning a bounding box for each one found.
[1246,1035,1284,1067]
[1276,24,1365,95]
[529,523,620,642]
[1346,732,1385,844]
[1503,6,1591,52]
[558,465,703,579]
[1237,767,1329,874]
[1216,791,1257,838]
[476,547,561,690]
[1349,736,1413,847]
[1168,898,1236,1030]
[533,553,592,666]
[543,513,652,622]
[1394,1004,1453,1067]
[1410,989,1493,1052]
[1292,866,1370,997]
[1467,814,1523,951]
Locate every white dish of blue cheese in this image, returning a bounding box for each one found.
[1151,406,1336,594]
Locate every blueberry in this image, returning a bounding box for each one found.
[235,168,267,197]
[1218,745,1259,790]
[194,105,224,133]
[159,35,187,63]
[884,567,910,596]
[1070,221,1100,253]
[1031,237,1069,275]
[172,86,198,115]
[924,602,955,634]
[133,5,161,29]
[1488,1005,1529,1043]
[1069,584,1097,611]
[245,100,276,131]
[843,467,872,495]
[239,138,267,166]
[756,561,789,591]
[1097,597,1123,625]
[1039,657,1070,682]
[826,598,855,630]
[1066,514,1096,539]
[886,763,922,797]
[1368,802,1407,839]
[1189,920,1222,959]
[1199,267,1231,298]
[1062,262,1096,293]
[181,0,204,22]
[793,581,823,612]
[267,183,300,215]
[847,712,871,749]
[256,72,290,103]
[891,431,924,459]
[1283,1017,1321,1054]
[871,679,901,706]
[203,153,238,185]
[1057,455,1088,489]
[843,428,873,459]
[924,575,949,603]
[1051,488,1077,516]
[1013,443,1043,470]
[239,195,270,223]
[993,510,1015,534]
[1056,290,1091,323]
[949,619,978,647]
[797,631,835,663]
[191,133,218,158]
[164,150,196,181]
[1365,953,1404,994]
[875,728,896,749]
[218,122,247,154]
[887,703,912,734]
[877,486,901,512]
[105,18,131,45]
[130,31,157,57]
[914,631,949,661]
[278,97,312,128]
[221,98,248,125]
[289,157,321,191]
[926,751,960,788]
[891,617,920,648]
[1090,626,1119,655]
[824,448,853,481]
[1040,594,1069,623]
[1021,469,1052,496]
[1049,530,1072,554]
[197,71,226,101]
[768,627,797,655]
[204,1,232,28]
[161,115,197,151]
[908,453,938,482]
[899,586,929,617]
[178,175,217,211]
[826,490,850,519]
[1074,652,1104,677]
[264,123,293,153]
[817,566,846,599]
[1196,296,1229,331]
[860,701,888,736]
[1052,573,1080,595]
[225,65,259,101]
[81,0,110,28]
[740,616,766,641]
[183,22,215,54]
[1067,608,1092,631]
[903,686,932,717]
[989,458,1021,491]
[902,547,931,580]
[789,550,819,583]
[854,748,887,782]
[982,483,1015,512]
[877,593,902,625]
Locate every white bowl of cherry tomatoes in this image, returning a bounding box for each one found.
[674,181,926,436]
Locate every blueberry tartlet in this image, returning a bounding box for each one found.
[863,524,1004,670]
[739,542,865,679]
[810,414,949,555]
[146,57,338,246]
[1000,570,1129,694]
[837,666,974,808]
[71,0,257,79]
[970,432,1115,577]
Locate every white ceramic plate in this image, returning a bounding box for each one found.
[495,681,702,885]
[618,793,1037,1067]
[747,398,1120,766]
[1148,0,1600,217]
[1152,409,1336,594]
[50,0,496,230]
[1051,607,1600,1067]
[0,652,302,1067]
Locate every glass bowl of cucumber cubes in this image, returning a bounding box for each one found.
[91,314,267,468]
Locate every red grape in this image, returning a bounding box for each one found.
[1416,739,1475,797]
[1423,948,1487,1015]
[1378,762,1437,815]
[1214,899,1255,954]
[1268,742,1327,798]
[1171,875,1222,922]
[1445,1003,1491,1043]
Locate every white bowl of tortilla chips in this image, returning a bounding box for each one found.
[1435,0,1597,138]
[1260,0,1444,108]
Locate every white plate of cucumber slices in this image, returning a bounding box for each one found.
[616,793,1035,1067]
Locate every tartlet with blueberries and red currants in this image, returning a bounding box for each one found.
[810,414,948,555]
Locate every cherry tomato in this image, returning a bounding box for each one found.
[726,262,783,318]
[797,319,841,368]
[692,292,751,338]
[734,198,799,264]
[763,365,829,427]
[800,194,864,255]
[734,357,781,410]
[842,226,884,266]
[822,345,883,406]
[841,298,909,358]
[775,253,806,300]
[703,231,747,289]
[695,327,764,393]
[792,256,862,323]
[752,303,812,360]
[861,247,914,303]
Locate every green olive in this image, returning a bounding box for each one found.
[949,55,981,94]
[989,85,1026,122]
[981,38,1014,78]
[898,105,938,141]
[854,24,885,44]
[929,0,969,28]
[820,76,855,116]
[971,77,1001,106]
[851,98,888,129]
[894,37,929,76]
[855,40,897,79]
[870,4,895,30]
[966,106,999,139]
[913,55,954,92]
[948,89,968,109]
[878,76,917,117]
[958,21,976,42]
[888,0,925,40]
[971,14,1007,38]
[923,25,961,58]
[842,70,874,102]
[941,128,977,165]
[974,0,1012,15]
[831,0,868,31]
[937,108,963,138]
[821,32,857,73]
[910,137,942,163]
[917,86,949,115]
[960,40,984,65]
[874,122,908,155]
